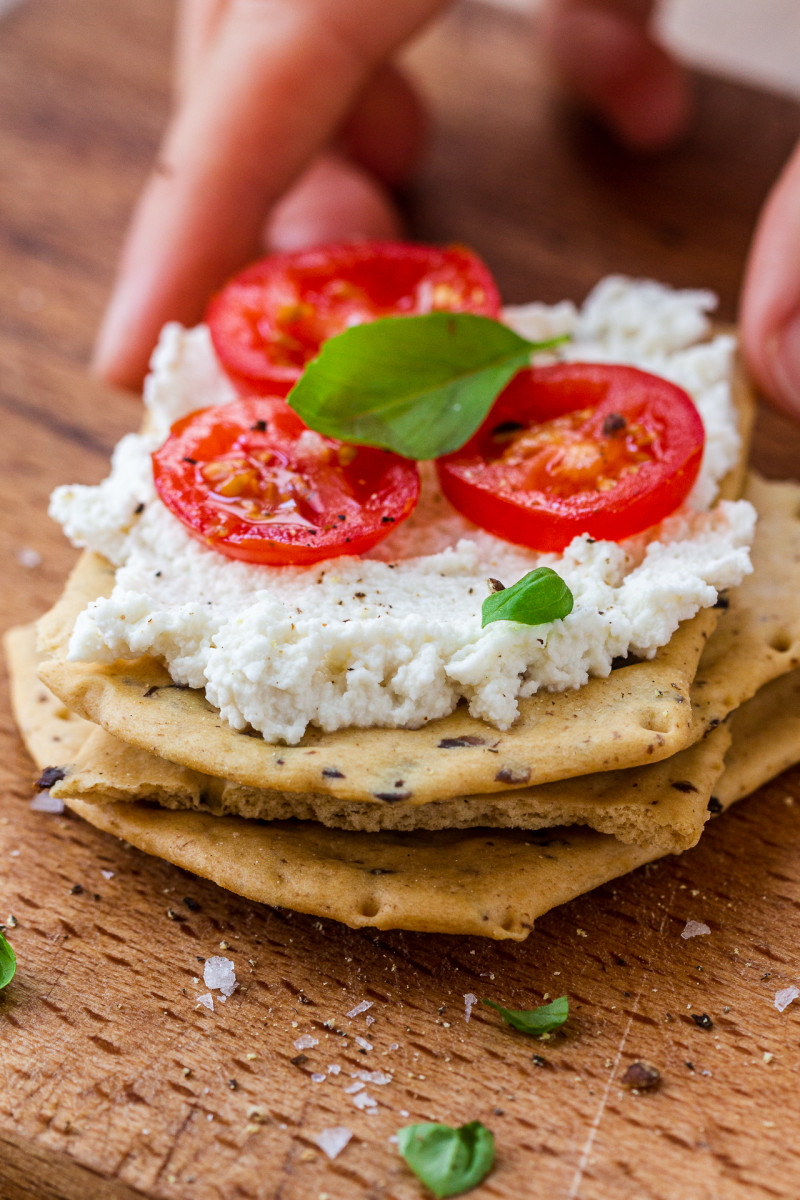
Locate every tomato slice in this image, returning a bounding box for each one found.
[436,363,706,552]
[152,396,420,565]
[206,241,501,394]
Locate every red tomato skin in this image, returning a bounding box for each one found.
[152,396,420,566]
[206,240,501,394]
[436,363,706,552]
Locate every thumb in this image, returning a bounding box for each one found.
[741,140,800,420]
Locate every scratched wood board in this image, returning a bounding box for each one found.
[2,1,800,1198]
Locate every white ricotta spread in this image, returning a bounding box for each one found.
[51,277,756,744]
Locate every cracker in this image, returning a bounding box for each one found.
[14,624,726,852]
[8,622,800,939]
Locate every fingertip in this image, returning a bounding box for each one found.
[542,3,691,152]
[265,153,403,254]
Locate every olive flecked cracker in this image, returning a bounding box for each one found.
[7,622,800,939]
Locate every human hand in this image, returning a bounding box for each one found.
[541,0,800,420]
[92,0,447,389]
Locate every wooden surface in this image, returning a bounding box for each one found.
[2,2,800,1198]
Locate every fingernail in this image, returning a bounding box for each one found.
[771,310,800,415]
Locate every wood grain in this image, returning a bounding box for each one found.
[2,2,800,1198]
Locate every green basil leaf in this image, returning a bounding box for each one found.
[288,312,565,460]
[397,1121,495,1198]
[481,568,574,628]
[0,932,16,990]
[482,994,569,1035]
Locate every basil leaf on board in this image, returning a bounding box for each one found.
[481,568,574,628]
[482,994,569,1035]
[287,312,566,460]
[0,932,16,990]
[397,1121,495,1198]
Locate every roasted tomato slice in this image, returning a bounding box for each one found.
[206,240,501,394]
[152,396,420,565]
[436,363,705,552]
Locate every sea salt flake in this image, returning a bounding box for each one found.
[101,869,115,880]
[346,1000,373,1018]
[351,1069,392,1086]
[196,993,214,1011]
[464,993,478,1022]
[16,547,42,569]
[327,1064,341,1075]
[351,1091,378,1110]
[681,920,711,939]
[774,986,799,1013]
[311,1073,326,1083]
[294,1035,319,1051]
[365,1015,375,1026]
[314,1127,352,1160]
[30,792,64,814]
[354,1036,373,1051]
[345,1081,365,1094]
[203,955,237,996]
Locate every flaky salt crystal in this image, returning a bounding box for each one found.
[681,920,711,939]
[352,1091,377,1110]
[327,1064,341,1075]
[203,955,237,996]
[351,1070,392,1086]
[314,1127,352,1160]
[775,986,799,1013]
[365,1015,375,1026]
[346,1000,373,1018]
[196,993,214,1011]
[345,1081,364,1095]
[101,869,115,880]
[30,793,64,814]
[464,993,478,1022]
[294,1035,318,1051]
[16,547,42,569]
[354,1036,372,1051]
[311,1073,326,1083]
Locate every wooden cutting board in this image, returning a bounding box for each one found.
[2,2,800,1197]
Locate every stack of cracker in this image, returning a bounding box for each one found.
[6,361,800,941]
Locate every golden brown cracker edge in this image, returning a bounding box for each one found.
[8,623,800,940]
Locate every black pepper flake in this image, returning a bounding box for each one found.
[36,766,65,791]
[602,412,627,436]
[691,1013,713,1030]
[290,1054,308,1067]
[492,1107,505,1116]
[685,1061,695,1071]
[714,594,730,610]
[183,456,197,465]
[621,1061,660,1091]
[495,766,531,786]
[488,577,506,593]
[134,502,145,515]
[671,780,698,793]
[166,908,179,921]
[228,1079,238,1091]
[491,420,525,438]
[183,897,200,912]
[373,791,412,803]
[370,867,396,875]
[196,956,206,963]
[707,796,723,815]
[322,767,345,779]
[381,515,395,524]
[438,736,486,749]
[531,1054,548,1068]
[251,420,268,432]
[69,884,83,895]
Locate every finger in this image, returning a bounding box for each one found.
[174,0,227,97]
[339,62,428,187]
[740,141,800,420]
[92,0,448,390]
[264,151,402,252]
[540,0,691,151]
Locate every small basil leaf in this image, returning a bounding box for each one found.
[288,312,565,460]
[0,932,16,990]
[482,994,569,1035]
[481,567,574,628]
[397,1121,495,1198]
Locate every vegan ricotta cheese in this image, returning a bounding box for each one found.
[50,277,756,744]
